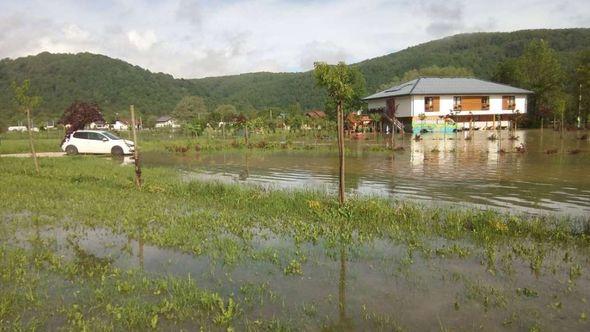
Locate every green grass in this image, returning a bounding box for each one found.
[1,156,589,330]
[0,128,393,155]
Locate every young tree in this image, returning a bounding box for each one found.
[173,96,208,124]
[59,101,104,141]
[314,62,364,205]
[12,80,41,174]
[575,50,590,127]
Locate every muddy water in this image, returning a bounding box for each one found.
[143,129,590,217]
[12,224,590,330]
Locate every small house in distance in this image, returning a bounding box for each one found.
[363,77,533,133]
[305,110,326,119]
[155,116,180,128]
[112,119,129,131]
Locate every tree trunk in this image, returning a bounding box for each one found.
[337,101,345,205]
[244,126,249,145]
[26,108,40,175]
[130,105,142,189]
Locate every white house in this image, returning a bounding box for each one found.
[112,120,129,131]
[155,116,180,128]
[89,121,108,129]
[364,77,533,133]
[8,126,28,132]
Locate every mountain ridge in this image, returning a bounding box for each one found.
[1,28,588,124]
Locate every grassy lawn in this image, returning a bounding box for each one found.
[1,157,589,330]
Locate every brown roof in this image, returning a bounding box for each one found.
[305,110,326,118]
[347,113,372,124]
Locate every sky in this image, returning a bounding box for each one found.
[0,0,588,78]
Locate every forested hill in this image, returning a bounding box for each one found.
[1,28,589,124]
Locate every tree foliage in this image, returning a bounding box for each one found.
[59,101,105,137]
[315,62,365,118]
[11,80,41,113]
[173,96,208,124]
[11,79,42,174]
[575,50,590,124]
[494,39,566,122]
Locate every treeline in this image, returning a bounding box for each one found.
[0,28,589,129]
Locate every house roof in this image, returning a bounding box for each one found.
[305,110,326,118]
[363,77,533,100]
[156,115,173,122]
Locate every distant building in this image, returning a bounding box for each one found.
[363,77,533,133]
[112,120,129,131]
[155,116,180,128]
[89,121,108,129]
[346,112,372,132]
[7,126,29,132]
[305,110,326,119]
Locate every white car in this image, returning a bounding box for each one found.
[61,130,135,156]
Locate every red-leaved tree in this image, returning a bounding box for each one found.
[59,101,104,143]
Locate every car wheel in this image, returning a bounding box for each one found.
[65,145,78,155]
[111,146,124,156]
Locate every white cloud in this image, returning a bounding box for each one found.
[0,0,588,78]
[62,24,89,41]
[127,30,157,51]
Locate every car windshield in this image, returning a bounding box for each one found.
[101,132,121,140]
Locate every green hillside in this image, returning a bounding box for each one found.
[0,28,589,125]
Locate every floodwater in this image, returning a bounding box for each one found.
[10,223,590,330]
[143,129,590,217]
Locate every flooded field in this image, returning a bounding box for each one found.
[5,215,590,331]
[143,129,590,217]
[1,130,590,330]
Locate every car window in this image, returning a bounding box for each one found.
[87,132,106,140]
[73,132,88,139]
[101,132,120,140]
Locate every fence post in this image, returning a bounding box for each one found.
[130,105,142,189]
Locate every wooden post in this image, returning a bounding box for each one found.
[492,114,496,131]
[130,105,142,189]
[337,101,345,205]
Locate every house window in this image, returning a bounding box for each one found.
[453,96,462,110]
[425,97,433,112]
[424,96,439,112]
[503,96,516,110]
[481,96,490,110]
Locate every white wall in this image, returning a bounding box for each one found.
[368,94,528,117]
[396,96,412,117]
[490,95,503,111]
[514,96,526,113]
[439,96,454,115]
[367,99,386,110]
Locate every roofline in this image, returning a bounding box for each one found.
[407,77,421,95]
[363,91,533,101]
[362,77,534,101]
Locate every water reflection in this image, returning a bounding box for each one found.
[143,129,590,217]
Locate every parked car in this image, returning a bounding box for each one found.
[61,130,134,156]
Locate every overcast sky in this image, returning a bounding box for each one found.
[1,0,588,78]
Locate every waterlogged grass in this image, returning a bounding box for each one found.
[0,129,392,155]
[1,157,590,330]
